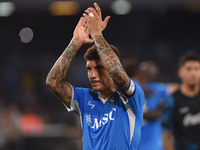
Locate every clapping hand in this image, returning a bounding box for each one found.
[83,3,110,37]
[72,17,93,46]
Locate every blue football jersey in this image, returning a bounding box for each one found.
[66,81,145,150]
[139,82,170,150]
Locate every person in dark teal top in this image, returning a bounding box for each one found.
[162,51,200,150]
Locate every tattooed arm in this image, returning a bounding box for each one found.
[94,35,130,91]
[46,17,93,107]
[46,3,110,107]
[84,7,130,92]
[46,41,80,107]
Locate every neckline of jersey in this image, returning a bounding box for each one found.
[98,92,117,105]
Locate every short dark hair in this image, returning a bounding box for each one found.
[178,51,200,67]
[84,44,120,60]
[139,60,159,81]
[121,57,139,78]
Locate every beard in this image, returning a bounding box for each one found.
[90,78,102,92]
[91,83,102,92]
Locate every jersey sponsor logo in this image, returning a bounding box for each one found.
[86,108,116,129]
[86,114,92,126]
[183,111,200,127]
[179,106,189,114]
[88,101,95,109]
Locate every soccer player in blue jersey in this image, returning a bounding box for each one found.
[162,51,200,150]
[46,3,145,150]
[138,60,179,150]
[122,59,179,150]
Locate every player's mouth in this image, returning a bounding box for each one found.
[91,80,101,86]
[91,81,100,85]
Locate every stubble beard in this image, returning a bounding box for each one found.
[92,85,102,92]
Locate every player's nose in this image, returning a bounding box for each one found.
[90,69,98,78]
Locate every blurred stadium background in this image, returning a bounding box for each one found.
[0,0,200,150]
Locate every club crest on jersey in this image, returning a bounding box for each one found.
[86,108,116,129]
[108,95,115,106]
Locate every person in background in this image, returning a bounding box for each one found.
[122,58,179,150]
[162,51,200,150]
[46,3,145,150]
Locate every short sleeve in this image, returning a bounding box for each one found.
[118,80,145,117]
[156,83,170,103]
[161,95,175,132]
[157,83,170,95]
[146,82,170,104]
[65,85,88,115]
[126,81,145,116]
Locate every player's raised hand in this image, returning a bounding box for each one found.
[93,3,110,32]
[72,17,93,45]
[84,3,110,35]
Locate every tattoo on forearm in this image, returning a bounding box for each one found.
[48,62,60,80]
[93,35,129,90]
[46,41,78,105]
[63,44,77,58]
[47,41,78,84]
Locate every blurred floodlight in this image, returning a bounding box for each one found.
[0,2,15,17]
[49,1,80,16]
[111,0,132,15]
[19,27,34,43]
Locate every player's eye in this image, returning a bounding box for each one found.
[86,67,91,71]
[186,67,191,71]
[97,65,104,70]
